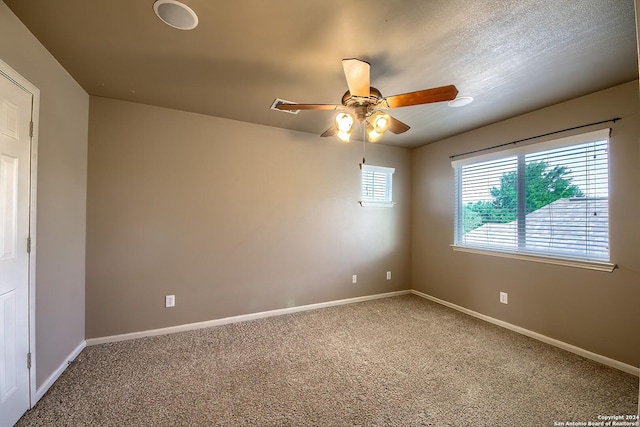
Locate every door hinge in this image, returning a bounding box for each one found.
[27,237,31,253]
[27,352,31,370]
[29,121,34,138]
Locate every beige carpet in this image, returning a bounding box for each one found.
[17,295,638,426]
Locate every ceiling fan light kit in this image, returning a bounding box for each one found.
[153,0,198,30]
[335,112,354,133]
[365,123,383,142]
[335,112,354,142]
[370,111,390,133]
[337,130,352,143]
[275,58,459,143]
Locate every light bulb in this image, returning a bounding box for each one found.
[370,112,390,134]
[337,130,351,142]
[335,113,354,133]
[366,124,383,142]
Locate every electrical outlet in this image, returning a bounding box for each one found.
[386,271,392,280]
[165,295,175,308]
[352,275,357,284]
[500,292,508,304]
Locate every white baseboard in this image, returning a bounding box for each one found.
[84,288,638,377]
[33,340,86,405]
[86,290,412,346]
[411,289,639,377]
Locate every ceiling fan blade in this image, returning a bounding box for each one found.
[384,85,459,109]
[320,125,337,137]
[276,103,344,111]
[342,58,371,97]
[387,116,411,134]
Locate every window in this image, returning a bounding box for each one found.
[360,164,395,207]
[452,129,614,271]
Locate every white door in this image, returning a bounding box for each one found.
[0,68,33,427]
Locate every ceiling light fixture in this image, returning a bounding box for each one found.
[448,96,474,108]
[335,112,355,142]
[370,111,390,131]
[365,123,383,143]
[153,0,199,30]
[364,111,391,143]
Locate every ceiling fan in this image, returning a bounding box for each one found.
[275,58,459,142]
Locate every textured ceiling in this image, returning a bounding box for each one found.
[5,0,638,148]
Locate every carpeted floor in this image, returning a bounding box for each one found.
[17,294,638,426]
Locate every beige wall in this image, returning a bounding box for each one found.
[86,97,412,338]
[0,3,89,386]
[412,80,640,367]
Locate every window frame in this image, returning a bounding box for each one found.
[360,164,396,208]
[451,128,616,272]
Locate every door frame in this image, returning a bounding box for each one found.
[0,57,39,409]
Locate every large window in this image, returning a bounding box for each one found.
[360,164,395,207]
[453,129,612,270]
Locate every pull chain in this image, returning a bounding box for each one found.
[362,120,366,166]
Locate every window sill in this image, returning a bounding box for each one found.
[359,201,396,208]
[450,245,616,272]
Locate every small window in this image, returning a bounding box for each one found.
[452,129,614,270]
[360,164,395,207]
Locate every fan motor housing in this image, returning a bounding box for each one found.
[342,87,383,122]
[341,87,383,107]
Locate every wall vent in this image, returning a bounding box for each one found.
[270,98,300,115]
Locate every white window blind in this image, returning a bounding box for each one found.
[453,129,611,265]
[361,165,395,207]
